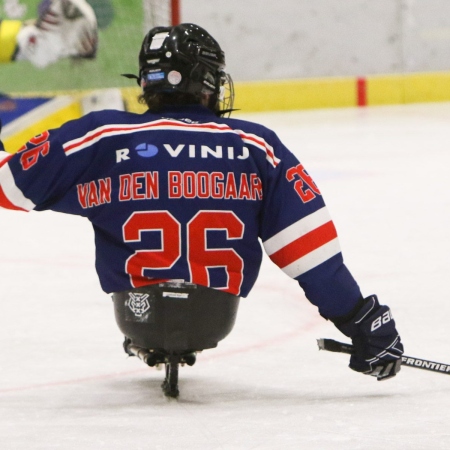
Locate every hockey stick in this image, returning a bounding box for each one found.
[317,338,450,375]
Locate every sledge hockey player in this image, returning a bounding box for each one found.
[0,23,403,397]
[0,0,97,67]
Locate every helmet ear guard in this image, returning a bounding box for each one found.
[124,23,235,117]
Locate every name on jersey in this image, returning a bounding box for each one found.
[76,170,263,209]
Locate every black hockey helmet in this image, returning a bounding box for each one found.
[126,23,234,116]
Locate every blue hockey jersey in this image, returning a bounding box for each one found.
[0,104,362,318]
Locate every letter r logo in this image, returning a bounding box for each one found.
[116,148,131,162]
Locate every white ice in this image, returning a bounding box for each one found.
[1,102,450,449]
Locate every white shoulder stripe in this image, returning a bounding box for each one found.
[263,207,332,255]
[0,152,9,163]
[62,120,281,167]
[0,164,36,211]
[63,120,230,155]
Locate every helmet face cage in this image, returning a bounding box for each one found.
[139,23,234,115]
[218,72,234,117]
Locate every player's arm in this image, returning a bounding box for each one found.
[0,130,60,211]
[0,115,95,212]
[259,131,403,380]
[259,141,360,318]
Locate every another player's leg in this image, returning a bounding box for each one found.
[12,0,98,68]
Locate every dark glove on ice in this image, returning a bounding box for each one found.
[331,295,404,381]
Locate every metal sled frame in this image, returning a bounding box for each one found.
[124,338,197,397]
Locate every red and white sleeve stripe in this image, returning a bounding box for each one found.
[0,161,36,211]
[263,207,341,278]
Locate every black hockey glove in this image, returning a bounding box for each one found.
[331,295,404,381]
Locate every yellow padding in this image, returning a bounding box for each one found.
[404,72,450,103]
[6,71,450,126]
[366,72,450,106]
[4,101,82,153]
[0,20,22,63]
[120,79,357,114]
[233,78,356,112]
[367,75,404,105]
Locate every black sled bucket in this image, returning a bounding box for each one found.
[112,281,240,353]
[112,281,240,397]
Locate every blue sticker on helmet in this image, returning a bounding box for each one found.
[146,72,165,81]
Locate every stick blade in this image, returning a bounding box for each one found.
[317,338,354,354]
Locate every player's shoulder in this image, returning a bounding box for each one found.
[221,115,273,133]
[82,109,151,125]
[218,115,280,144]
[57,109,154,139]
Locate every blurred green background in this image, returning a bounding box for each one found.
[1,0,145,94]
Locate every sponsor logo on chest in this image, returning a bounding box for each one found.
[116,144,249,162]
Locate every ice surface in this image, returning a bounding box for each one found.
[1,103,450,449]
